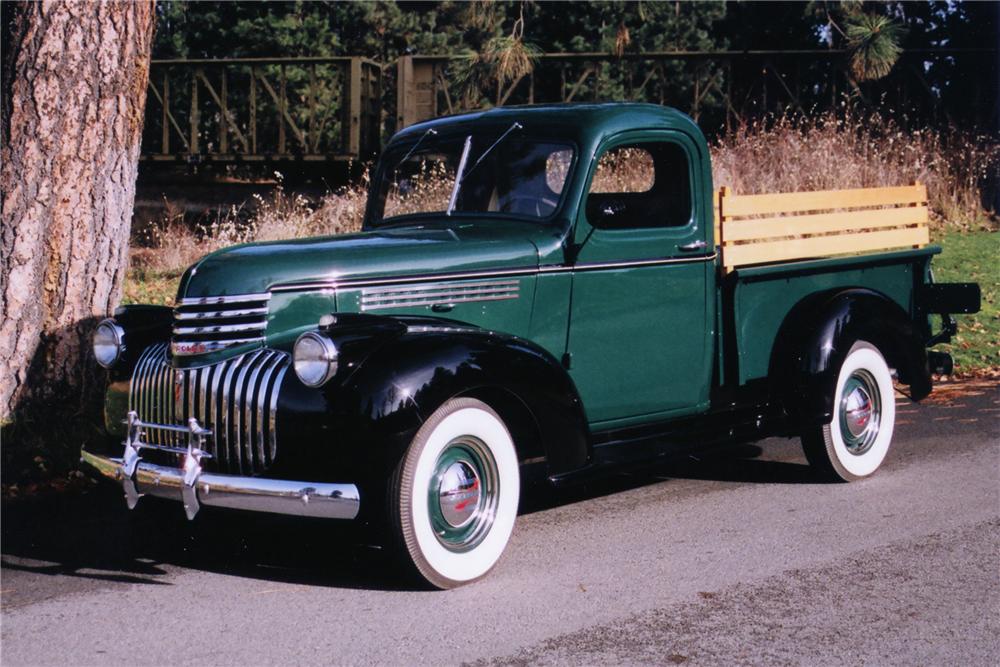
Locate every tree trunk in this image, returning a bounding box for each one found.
[0,1,155,442]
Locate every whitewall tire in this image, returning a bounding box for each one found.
[802,341,896,482]
[390,397,520,589]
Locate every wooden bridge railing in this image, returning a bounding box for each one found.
[140,48,992,165]
[394,49,988,133]
[142,57,381,163]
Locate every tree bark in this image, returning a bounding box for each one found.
[0,1,155,432]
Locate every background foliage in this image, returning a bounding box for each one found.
[151,1,998,130]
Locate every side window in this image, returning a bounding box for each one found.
[589,147,655,193]
[585,141,692,229]
[545,149,573,194]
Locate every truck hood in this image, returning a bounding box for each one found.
[178,222,554,298]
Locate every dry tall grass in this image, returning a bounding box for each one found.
[132,111,998,276]
[712,111,999,231]
[132,178,369,274]
[383,160,456,219]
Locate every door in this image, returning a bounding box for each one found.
[567,132,713,426]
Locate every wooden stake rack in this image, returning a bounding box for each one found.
[714,183,930,274]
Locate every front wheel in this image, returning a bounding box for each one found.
[389,397,520,589]
[802,341,897,482]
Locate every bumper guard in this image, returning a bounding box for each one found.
[81,411,360,521]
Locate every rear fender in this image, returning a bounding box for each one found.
[771,288,930,425]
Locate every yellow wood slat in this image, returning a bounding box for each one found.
[721,184,927,218]
[722,205,928,243]
[723,225,930,269]
[712,188,721,246]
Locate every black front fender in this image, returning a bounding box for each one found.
[276,319,590,507]
[106,305,174,383]
[340,326,590,475]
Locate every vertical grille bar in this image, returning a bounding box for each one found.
[151,355,162,443]
[141,349,156,438]
[211,359,229,469]
[139,347,154,425]
[232,351,264,475]
[128,345,289,475]
[254,353,282,467]
[176,368,184,444]
[165,359,177,446]
[195,368,204,423]
[166,362,177,446]
[243,350,274,472]
[131,345,157,424]
[153,351,168,444]
[187,367,198,426]
[139,345,160,424]
[163,360,174,446]
[268,365,289,465]
[200,363,214,431]
[174,366,185,434]
[147,345,165,426]
[128,347,144,418]
[220,355,246,473]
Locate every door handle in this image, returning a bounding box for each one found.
[678,240,707,252]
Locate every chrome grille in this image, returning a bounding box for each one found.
[171,292,270,356]
[129,343,289,475]
[361,279,520,311]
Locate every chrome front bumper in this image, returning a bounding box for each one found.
[81,412,359,521]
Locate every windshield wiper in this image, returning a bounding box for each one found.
[463,122,524,186]
[446,135,473,216]
[445,122,523,216]
[391,128,438,176]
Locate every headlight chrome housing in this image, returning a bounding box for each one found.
[293,332,338,388]
[93,318,125,369]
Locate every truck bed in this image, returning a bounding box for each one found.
[712,183,935,387]
[721,247,937,387]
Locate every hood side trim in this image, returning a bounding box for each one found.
[268,252,717,293]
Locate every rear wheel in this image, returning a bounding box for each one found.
[389,397,520,589]
[802,341,896,481]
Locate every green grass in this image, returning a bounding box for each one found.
[123,266,180,306]
[932,230,999,373]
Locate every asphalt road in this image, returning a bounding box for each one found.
[3,380,998,666]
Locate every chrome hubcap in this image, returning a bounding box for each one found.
[839,370,881,455]
[438,460,481,528]
[428,437,499,552]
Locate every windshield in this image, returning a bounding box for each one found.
[369,131,574,225]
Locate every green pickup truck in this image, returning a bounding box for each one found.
[84,103,980,588]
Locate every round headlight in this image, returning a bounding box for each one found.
[293,332,338,388]
[93,318,125,369]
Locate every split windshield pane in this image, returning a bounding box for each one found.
[372,134,574,224]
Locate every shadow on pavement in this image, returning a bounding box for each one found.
[520,440,819,515]
[662,442,818,484]
[1,483,416,597]
[2,440,817,597]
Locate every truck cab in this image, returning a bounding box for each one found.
[84,103,980,589]
[359,105,717,426]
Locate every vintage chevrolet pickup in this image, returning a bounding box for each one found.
[83,103,980,588]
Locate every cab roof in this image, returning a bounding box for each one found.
[390,102,705,151]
